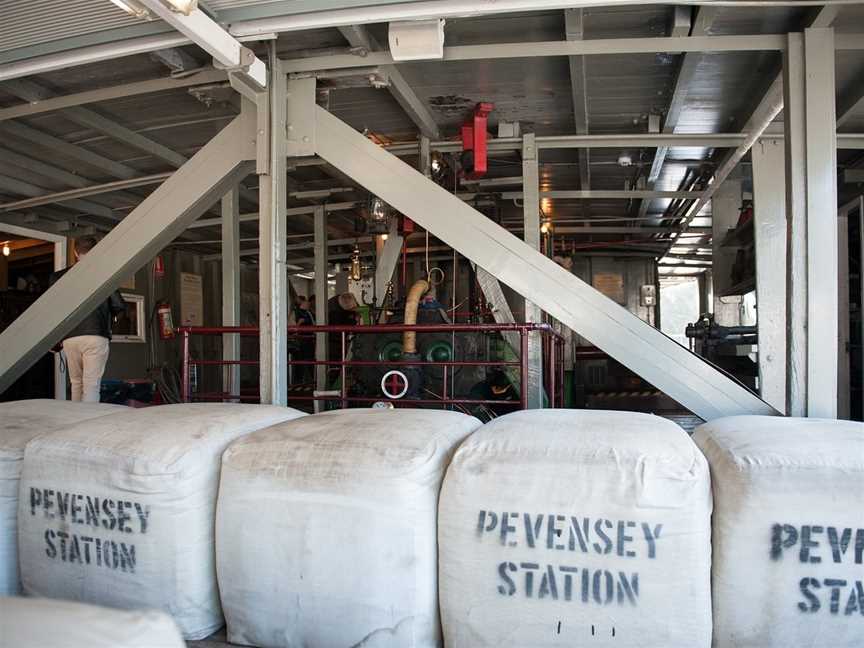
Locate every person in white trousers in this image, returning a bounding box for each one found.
[50,236,125,402]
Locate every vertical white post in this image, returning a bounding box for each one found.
[837,211,850,419]
[710,177,743,326]
[221,186,241,399]
[784,32,808,416]
[803,27,838,418]
[313,205,328,394]
[751,138,787,413]
[259,58,288,405]
[522,133,543,408]
[53,238,67,400]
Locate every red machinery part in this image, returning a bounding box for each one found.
[460,102,494,179]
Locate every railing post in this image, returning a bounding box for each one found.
[520,329,528,410]
[181,329,191,403]
[549,335,556,408]
[340,331,347,409]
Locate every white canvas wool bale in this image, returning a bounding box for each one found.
[439,409,713,648]
[0,596,185,648]
[694,415,864,648]
[17,402,305,640]
[216,408,481,648]
[0,399,124,596]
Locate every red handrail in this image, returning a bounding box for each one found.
[177,323,565,410]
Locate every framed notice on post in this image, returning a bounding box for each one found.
[180,272,203,326]
[592,271,626,304]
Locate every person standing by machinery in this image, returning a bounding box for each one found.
[50,236,125,402]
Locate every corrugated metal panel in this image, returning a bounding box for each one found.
[0,0,297,59]
[0,0,140,54]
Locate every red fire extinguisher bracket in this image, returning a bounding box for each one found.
[461,102,494,179]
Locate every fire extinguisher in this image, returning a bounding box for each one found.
[156,302,175,340]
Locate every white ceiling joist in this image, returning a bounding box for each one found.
[137,0,265,95]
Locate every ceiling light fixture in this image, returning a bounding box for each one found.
[2,243,10,257]
[109,0,150,18]
[162,0,198,14]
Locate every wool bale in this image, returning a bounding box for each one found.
[438,409,713,648]
[216,408,481,647]
[17,403,304,639]
[0,596,185,648]
[694,415,864,647]
[0,400,123,595]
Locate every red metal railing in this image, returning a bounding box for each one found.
[178,323,565,411]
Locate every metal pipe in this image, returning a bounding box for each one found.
[402,279,430,354]
[181,329,191,402]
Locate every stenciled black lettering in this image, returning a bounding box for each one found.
[560,566,578,601]
[593,570,614,605]
[116,501,132,534]
[101,499,116,530]
[134,503,150,534]
[500,512,517,547]
[71,494,83,525]
[538,565,559,600]
[798,577,821,613]
[119,543,136,573]
[800,526,823,564]
[617,521,636,558]
[42,489,55,519]
[617,572,639,605]
[67,535,81,564]
[56,530,68,561]
[581,567,590,603]
[478,510,498,536]
[593,519,613,555]
[85,496,100,527]
[80,536,94,564]
[827,527,852,563]
[568,517,589,553]
[44,529,56,559]
[641,523,662,559]
[547,515,565,551]
[524,514,544,549]
[824,579,847,615]
[56,491,70,520]
[845,582,864,616]
[855,529,864,565]
[497,562,516,596]
[771,524,798,561]
[520,562,540,598]
[30,488,41,516]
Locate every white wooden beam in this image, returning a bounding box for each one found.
[313,104,776,419]
[281,34,789,74]
[0,71,227,122]
[803,27,839,418]
[751,137,788,413]
[1,78,189,168]
[0,112,256,394]
[221,186,241,399]
[138,0,266,93]
[565,9,590,194]
[258,59,288,405]
[0,121,138,180]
